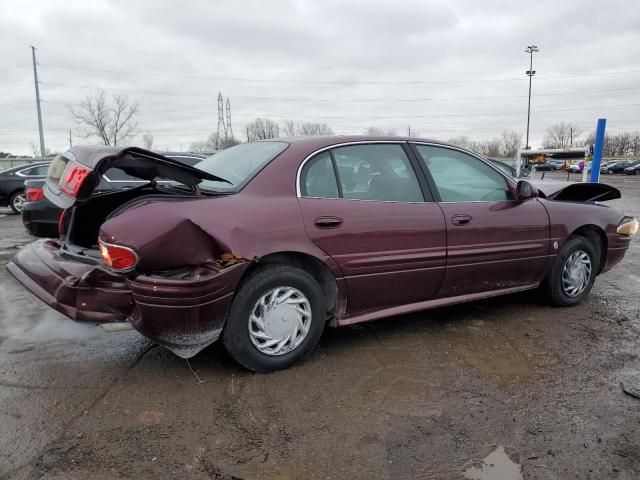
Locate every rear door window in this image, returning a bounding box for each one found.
[300,144,424,202]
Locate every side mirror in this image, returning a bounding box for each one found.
[516,180,538,201]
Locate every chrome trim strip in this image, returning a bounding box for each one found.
[295,140,516,201]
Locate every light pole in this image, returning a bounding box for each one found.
[525,45,539,150]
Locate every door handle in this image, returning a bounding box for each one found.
[450,214,472,226]
[314,216,343,229]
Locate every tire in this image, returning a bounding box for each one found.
[607,170,613,174]
[543,236,598,307]
[222,264,326,372]
[9,191,25,214]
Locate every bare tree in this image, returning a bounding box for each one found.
[281,120,297,137]
[478,139,502,157]
[501,130,522,157]
[142,132,154,150]
[543,122,583,149]
[190,132,240,153]
[297,122,334,136]
[448,136,481,152]
[69,90,139,146]
[246,118,279,141]
[366,127,398,136]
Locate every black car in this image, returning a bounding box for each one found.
[623,162,640,175]
[0,162,50,213]
[605,160,639,174]
[535,160,564,171]
[22,152,205,237]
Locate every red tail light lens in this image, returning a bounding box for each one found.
[99,240,139,272]
[58,209,68,237]
[60,160,91,197]
[25,187,44,202]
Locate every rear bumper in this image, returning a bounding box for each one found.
[7,239,249,357]
[22,199,61,238]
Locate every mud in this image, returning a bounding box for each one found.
[1,172,639,479]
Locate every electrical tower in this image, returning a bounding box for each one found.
[217,92,226,140]
[225,98,233,139]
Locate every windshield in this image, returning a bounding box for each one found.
[196,141,288,192]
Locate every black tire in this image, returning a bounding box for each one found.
[607,170,613,174]
[222,264,326,372]
[543,236,598,307]
[9,191,25,214]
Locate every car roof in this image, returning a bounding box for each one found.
[276,135,459,149]
[1,161,50,173]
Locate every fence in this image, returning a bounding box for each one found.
[0,157,49,170]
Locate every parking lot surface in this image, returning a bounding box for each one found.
[1,172,639,479]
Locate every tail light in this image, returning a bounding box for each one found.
[99,240,139,272]
[25,186,44,202]
[60,160,91,197]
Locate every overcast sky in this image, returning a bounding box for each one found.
[1,0,639,155]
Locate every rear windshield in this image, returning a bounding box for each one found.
[195,141,288,192]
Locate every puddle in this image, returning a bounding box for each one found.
[455,345,532,383]
[463,445,522,480]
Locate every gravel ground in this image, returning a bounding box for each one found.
[0,172,639,480]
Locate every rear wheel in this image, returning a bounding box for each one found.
[9,191,25,214]
[543,236,598,307]
[607,169,613,174]
[222,264,326,372]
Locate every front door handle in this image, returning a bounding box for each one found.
[314,216,343,229]
[450,214,472,226]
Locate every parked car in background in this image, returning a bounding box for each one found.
[21,152,205,237]
[605,160,639,174]
[535,160,564,171]
[623,162,640,175]
[8,138,636,372]
[0,162,50,213]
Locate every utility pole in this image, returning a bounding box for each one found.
[226,98,233,139]
[246,127,250,143]
[217,92,226,140]
[30,46,46,159]
[68,130,72,149]
[524,45,539,150]
[570,126,573,146]
[408,125,411,137]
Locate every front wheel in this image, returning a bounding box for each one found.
[543,236,598,307]
[222,264,326,372]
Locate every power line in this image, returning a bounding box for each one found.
[37,81,640,102]
[38,63,640,85]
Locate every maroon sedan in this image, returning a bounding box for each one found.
[7,138,637,371]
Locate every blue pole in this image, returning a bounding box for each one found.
[590,118,606,182]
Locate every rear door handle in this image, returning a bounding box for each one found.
[314,216,343,229]
[450,214,472,226]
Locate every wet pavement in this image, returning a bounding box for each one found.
[1,172,639,479]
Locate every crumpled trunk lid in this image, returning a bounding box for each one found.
[44,146,226,209]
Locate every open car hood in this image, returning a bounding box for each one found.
[44,146,227,209]
[530,180,621,202]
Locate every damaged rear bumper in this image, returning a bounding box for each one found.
[7,239,249,358]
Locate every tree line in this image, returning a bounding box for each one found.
[13,91,639,158]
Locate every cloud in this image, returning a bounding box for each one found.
[1,0,639,154]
